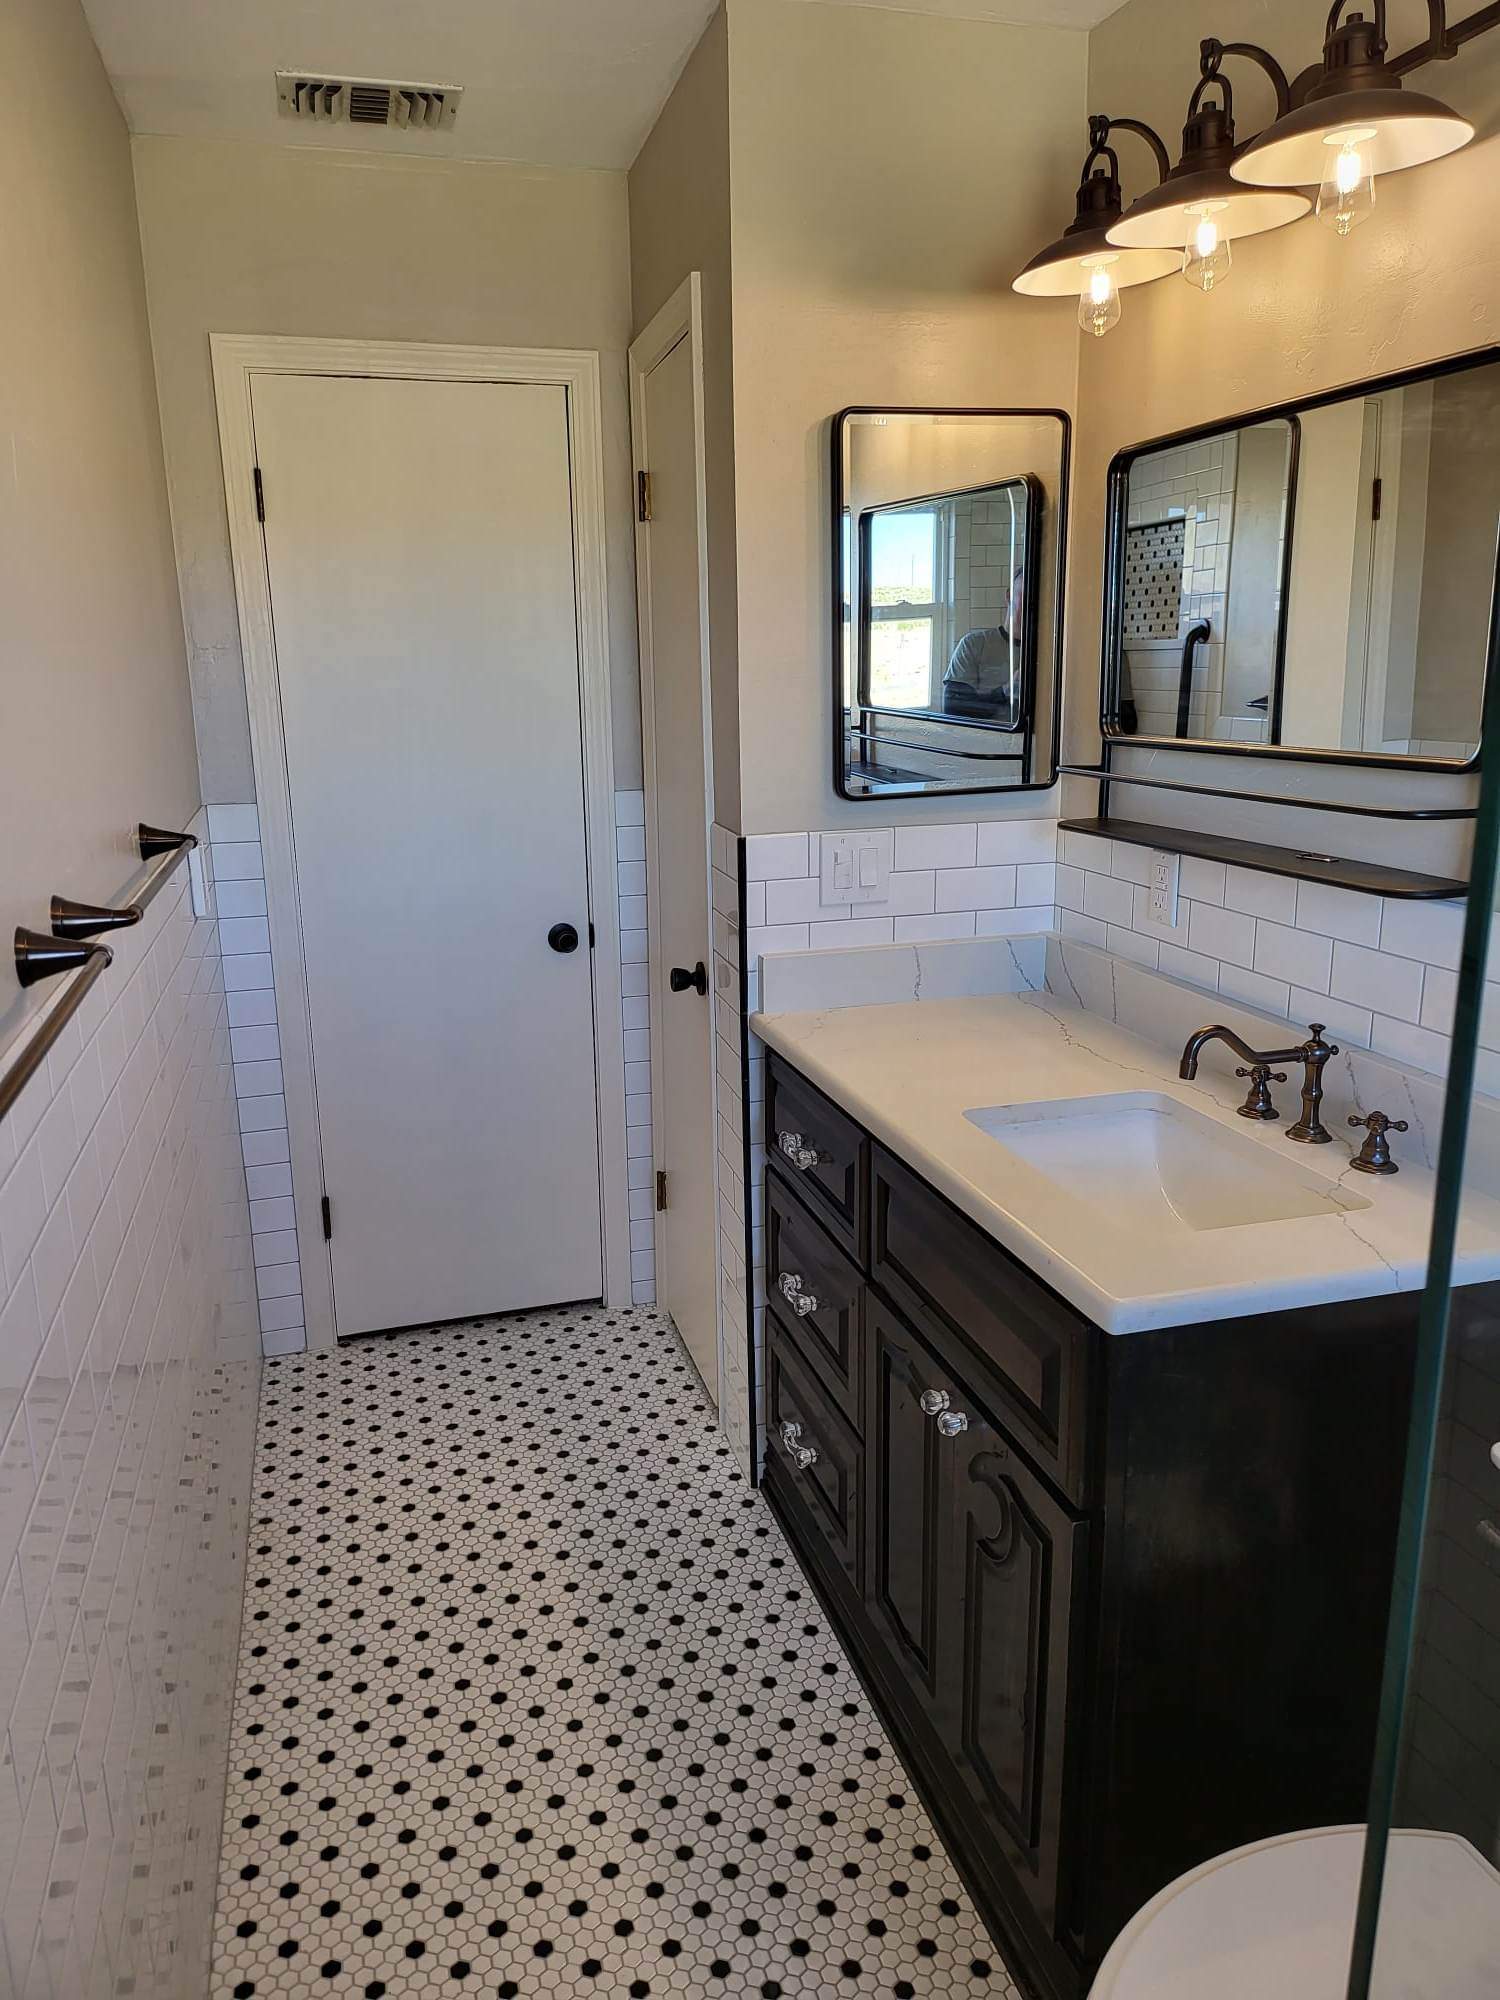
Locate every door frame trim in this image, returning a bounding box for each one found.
[628,277,722,1401]
[211,332,631,1349]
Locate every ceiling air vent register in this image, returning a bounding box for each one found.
[275,71,461,131]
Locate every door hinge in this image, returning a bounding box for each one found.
[656,1170,668,1212]
[637,469,652,524]
[321,1194,332,1241]
[254,466,266,523]
[1371,475,1382,522]
[589,921,596,948]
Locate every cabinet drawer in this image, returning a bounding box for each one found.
[766,1054,868,1261]
[766,1172,865,1432]
[870,1144,1096,1507]
[765,1314,864,1594]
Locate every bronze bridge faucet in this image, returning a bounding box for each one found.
[1179,1022,1339,1144]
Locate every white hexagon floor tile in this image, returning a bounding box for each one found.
[210,1307,1023,1999]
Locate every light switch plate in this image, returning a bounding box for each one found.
[819,829,893,907]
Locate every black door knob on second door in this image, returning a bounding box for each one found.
[669,962,708,996]
[548,922,580,954]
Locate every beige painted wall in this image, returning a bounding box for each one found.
[629,7,742,827]
[1071,0,1500,872]
[131,136,641,801]
[725,0,1087,833]
[0,0,200,1031]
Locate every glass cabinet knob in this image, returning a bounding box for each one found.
[779,1420,819,1472]
[776,1271,818,1318]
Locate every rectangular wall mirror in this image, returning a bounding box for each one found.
[1103,347,1500,769]
[834,407,1068,799]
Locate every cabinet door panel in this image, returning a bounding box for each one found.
[866,1299,953,1711]
[946,1411,1086,1936]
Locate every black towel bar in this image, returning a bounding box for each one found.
[1,824,199,1127]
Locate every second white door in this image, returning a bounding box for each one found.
[251,371,603,1335]
[635,312,720,1398]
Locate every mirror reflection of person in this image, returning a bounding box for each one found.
[942,564,1025,725]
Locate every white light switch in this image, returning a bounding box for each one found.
[820,830,893,907]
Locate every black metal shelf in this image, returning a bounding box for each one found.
[1059,764,1478,821]
[1059,817,1467,901]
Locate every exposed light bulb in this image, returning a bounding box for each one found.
[1077,258,1122,338]
[1182,204,1232,292]
[1316,127,1377,236]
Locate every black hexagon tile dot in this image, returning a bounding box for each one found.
[210,1307,1022,1999]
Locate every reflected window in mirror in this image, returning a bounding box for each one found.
[1103,348,1500,768]
[834,410,1067,800]
[863,479,1036,727]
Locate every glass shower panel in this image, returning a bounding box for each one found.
[1348,664,1500,1998]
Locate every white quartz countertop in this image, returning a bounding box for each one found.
[752,990,1500,1333]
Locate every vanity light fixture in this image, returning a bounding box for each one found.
[1231,2,1476,233]
[1108,43,1311,292]
[1012,116,1181,336]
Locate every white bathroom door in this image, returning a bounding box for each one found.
[634,314,720,1398]
[250,371,603,1335]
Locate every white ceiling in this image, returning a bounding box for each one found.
[83,0,1127,173]
[82,0,721,172]
[804,0,1127,27]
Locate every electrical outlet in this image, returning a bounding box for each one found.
[1142,848,1181,934]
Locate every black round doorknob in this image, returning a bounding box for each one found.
[548,922,580,954]
[670,962,708,996]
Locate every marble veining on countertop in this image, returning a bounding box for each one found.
[751,989,1500,1333]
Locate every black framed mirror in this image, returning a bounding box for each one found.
[833,407,1068,799]
[1102,346,1500,770]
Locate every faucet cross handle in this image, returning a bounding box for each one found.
[1348,1110,1409,1175]
[1234,1064,1287,1121]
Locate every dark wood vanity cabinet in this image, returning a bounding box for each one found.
[760,1050,1419,2000]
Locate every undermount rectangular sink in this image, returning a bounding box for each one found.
[964,1092,1372,1233]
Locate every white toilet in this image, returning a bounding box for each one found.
[1088,1825,1500,1999]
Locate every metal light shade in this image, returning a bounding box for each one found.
[1230,85,1472,185]
[1232,0,1474,186]
[1012,207,1179,297]
[1014,136,1179,297]
[1108,72,1309,249]
[1108,169,1309,247]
